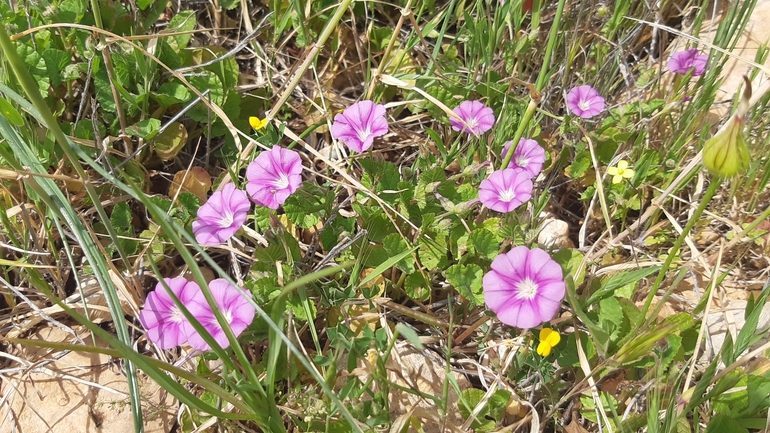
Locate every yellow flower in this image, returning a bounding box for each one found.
[249,116,268,131]
[607,160,634,184]
[536,328,561,357]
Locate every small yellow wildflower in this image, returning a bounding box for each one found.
[607,160,634,184]
[536,328,561,357]
[249,116,268,131]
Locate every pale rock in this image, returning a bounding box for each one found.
[538,217,574,249]
[0,327,176,432]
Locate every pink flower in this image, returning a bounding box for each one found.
[668,49,708,76]
[566,85,605,119]
[483,246,566,329]
[246,146,303,210]
[192,183,251,245]
[478,168,533,213]
[331,100,389,152]
[139,278,201,349]
[186,279,256,351]
[501,138,546,178]
[450,100,495,134]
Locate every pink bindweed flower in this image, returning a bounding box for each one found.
[501,138,546,178]
[478,168,533,213]
[139,278,201,349]
[566,85,605,119]
[246,146,303,210]
[192,183,251,245]
[450,100,495,134]
[331,100,389,152]
[483,246,566,329]
[185,279,256,351]
[668,49,708,76]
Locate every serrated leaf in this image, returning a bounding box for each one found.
[42,48,69,87]
[382,233,415,273]
[469,229,498,259]
[445,264,484,306]
[287,293,316,322]
[404,273,430,302]
[110,202,133,235]
[418,234,447,269]
[177,192,200,217]
[154,121,187,160]
[283,190,323,229]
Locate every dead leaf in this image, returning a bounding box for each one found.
[565,419,591,433]
[169,167,211,202]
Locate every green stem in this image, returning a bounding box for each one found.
[640,179,721,319]
[500,0,566,170]
[0,23,143,431]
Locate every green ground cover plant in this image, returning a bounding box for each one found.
[1,0,770,431]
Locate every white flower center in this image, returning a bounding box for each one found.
[357,128,371,143]
[219,211,234,228]
[466,117,479,130]
[579,99,591,111]
[515,278,539,300]
[273,173,290,191]
[170,306,184,323]
[516,156,529,168]
[499,188,516,202]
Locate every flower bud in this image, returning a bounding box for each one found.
[702,76,751,177]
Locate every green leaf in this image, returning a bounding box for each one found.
[357,245,418,289]
[404,273,430,302]
[153,82,192,107]
[459,389,511,431]
[598,296,623,336]
[552,249,585,287]
[177,192,200,218]
[704,415,748,433]
[111,202,133,235]
[283,187,324,228]
[469,228,498,260]
[0,98,23,126]
[219,0,239,10]
[744,374,770,416]
[137,0,153,11]
[418,233,448,269]
[445,264,484,306]
[369,27,394,50]
[585,266,661,305]
[382,233,415,273]
[186,72,224,123]
[395,323,424,350]
[166,10,197,50]
[42,48,69,87]
[126,118,161,140]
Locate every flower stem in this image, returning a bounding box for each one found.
[501,0,566,170]
[639,178,721,319]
